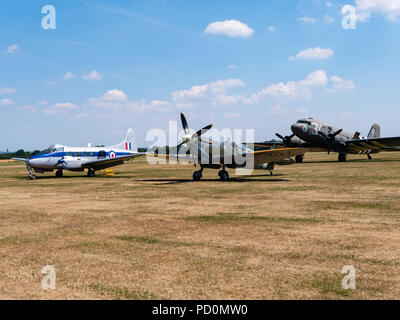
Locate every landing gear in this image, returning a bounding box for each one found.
[193,168,203,181]
[295,154,304,163]
[55,169,63,178]
[26,164,36,180]
[367,154,372,160]
[338,153,347,162]
[87,169,96,177]
[218,169,229,181]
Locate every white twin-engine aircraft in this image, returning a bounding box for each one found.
[13,129,144,180]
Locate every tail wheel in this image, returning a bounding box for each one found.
[56,170,63,178]
[29,174,37,180]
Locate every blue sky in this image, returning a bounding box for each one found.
[1,0,400,150]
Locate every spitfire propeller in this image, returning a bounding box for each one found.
[275,133,295,145]
[177,113,213,150]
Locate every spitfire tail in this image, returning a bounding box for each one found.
[108,128,137,151]
[368,124,380,138]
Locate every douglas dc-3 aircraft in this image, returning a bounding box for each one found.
[257,118,400,163]
[13,129,143,179]
[160,113,305,181]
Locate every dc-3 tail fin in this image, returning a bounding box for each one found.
[108,128,137,152]
[368,124,380,138]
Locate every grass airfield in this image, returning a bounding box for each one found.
[0,152,399,299]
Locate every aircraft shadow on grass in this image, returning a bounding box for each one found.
[135,174,289,185]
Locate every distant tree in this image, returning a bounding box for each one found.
[31,150,41,156]
[15,149,26,158]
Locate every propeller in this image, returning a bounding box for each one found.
[178,112,213,156]
[275,133,295,145]
[318,129,343,154]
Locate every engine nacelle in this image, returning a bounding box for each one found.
[61,157,84,171]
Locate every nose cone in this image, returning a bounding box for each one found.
[291,123,301,135]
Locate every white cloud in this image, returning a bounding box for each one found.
[326,1,332,7]
[204,20,254,37]
[37,100,48,106]
[356,0,400,22]
[172,79,245,108]
[299,70,329,86]
[101,89,128,101]
[323,14,335,23]
[42,102,79,115]
[267,26,276,31]
[289,47,334,60]
[297,17,316,23]
[83,70,102,81]
[258,70,328,100]
[228,64,236,69]
[0,88,17,94]
[63,72,74,81]
[45,81,56,86]
[85,90,171,113]
[326,76,355,92]
[0,98,14,106]
[7,44,19,54]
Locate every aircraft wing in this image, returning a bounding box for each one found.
[148,153,195,163]
[346,137,400,152]
[12,158,29,162]
[82,153,145,171]
[249,148,306,165]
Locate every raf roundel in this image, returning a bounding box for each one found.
[109,151,116,158]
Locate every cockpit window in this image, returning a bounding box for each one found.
[297,120,311,125]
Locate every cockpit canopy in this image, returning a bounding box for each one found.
[297,119,312,126]
[44,144,64,154]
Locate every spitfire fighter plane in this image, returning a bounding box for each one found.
[257,118,400,162]
[13,129,143,179]
[159,113,305,181]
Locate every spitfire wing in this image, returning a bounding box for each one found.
[249,148,306,165]
[82,153,145,171]
[148,153,195,163]
[346,137,400,152]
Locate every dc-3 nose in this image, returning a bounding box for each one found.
[291,123,301,134]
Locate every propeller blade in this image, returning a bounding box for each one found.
[200,137,214,144]
[275,133,284,140]
[192,124,213,139]
[332,129,343,137]
[180,112,189,135]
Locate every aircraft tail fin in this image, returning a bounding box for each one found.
[368,124,380,138]
[108,128,137,151]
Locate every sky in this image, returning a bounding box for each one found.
[1,0,400,150]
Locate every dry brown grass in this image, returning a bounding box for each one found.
[0,152,400,299]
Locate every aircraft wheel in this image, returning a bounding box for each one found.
[338,154,347,162]
[219,170,229,181]
[295,155,304,163]
[29,174,37,180]
[87,169,96,177]
[193,171,202,181]
[56,170,63,177]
